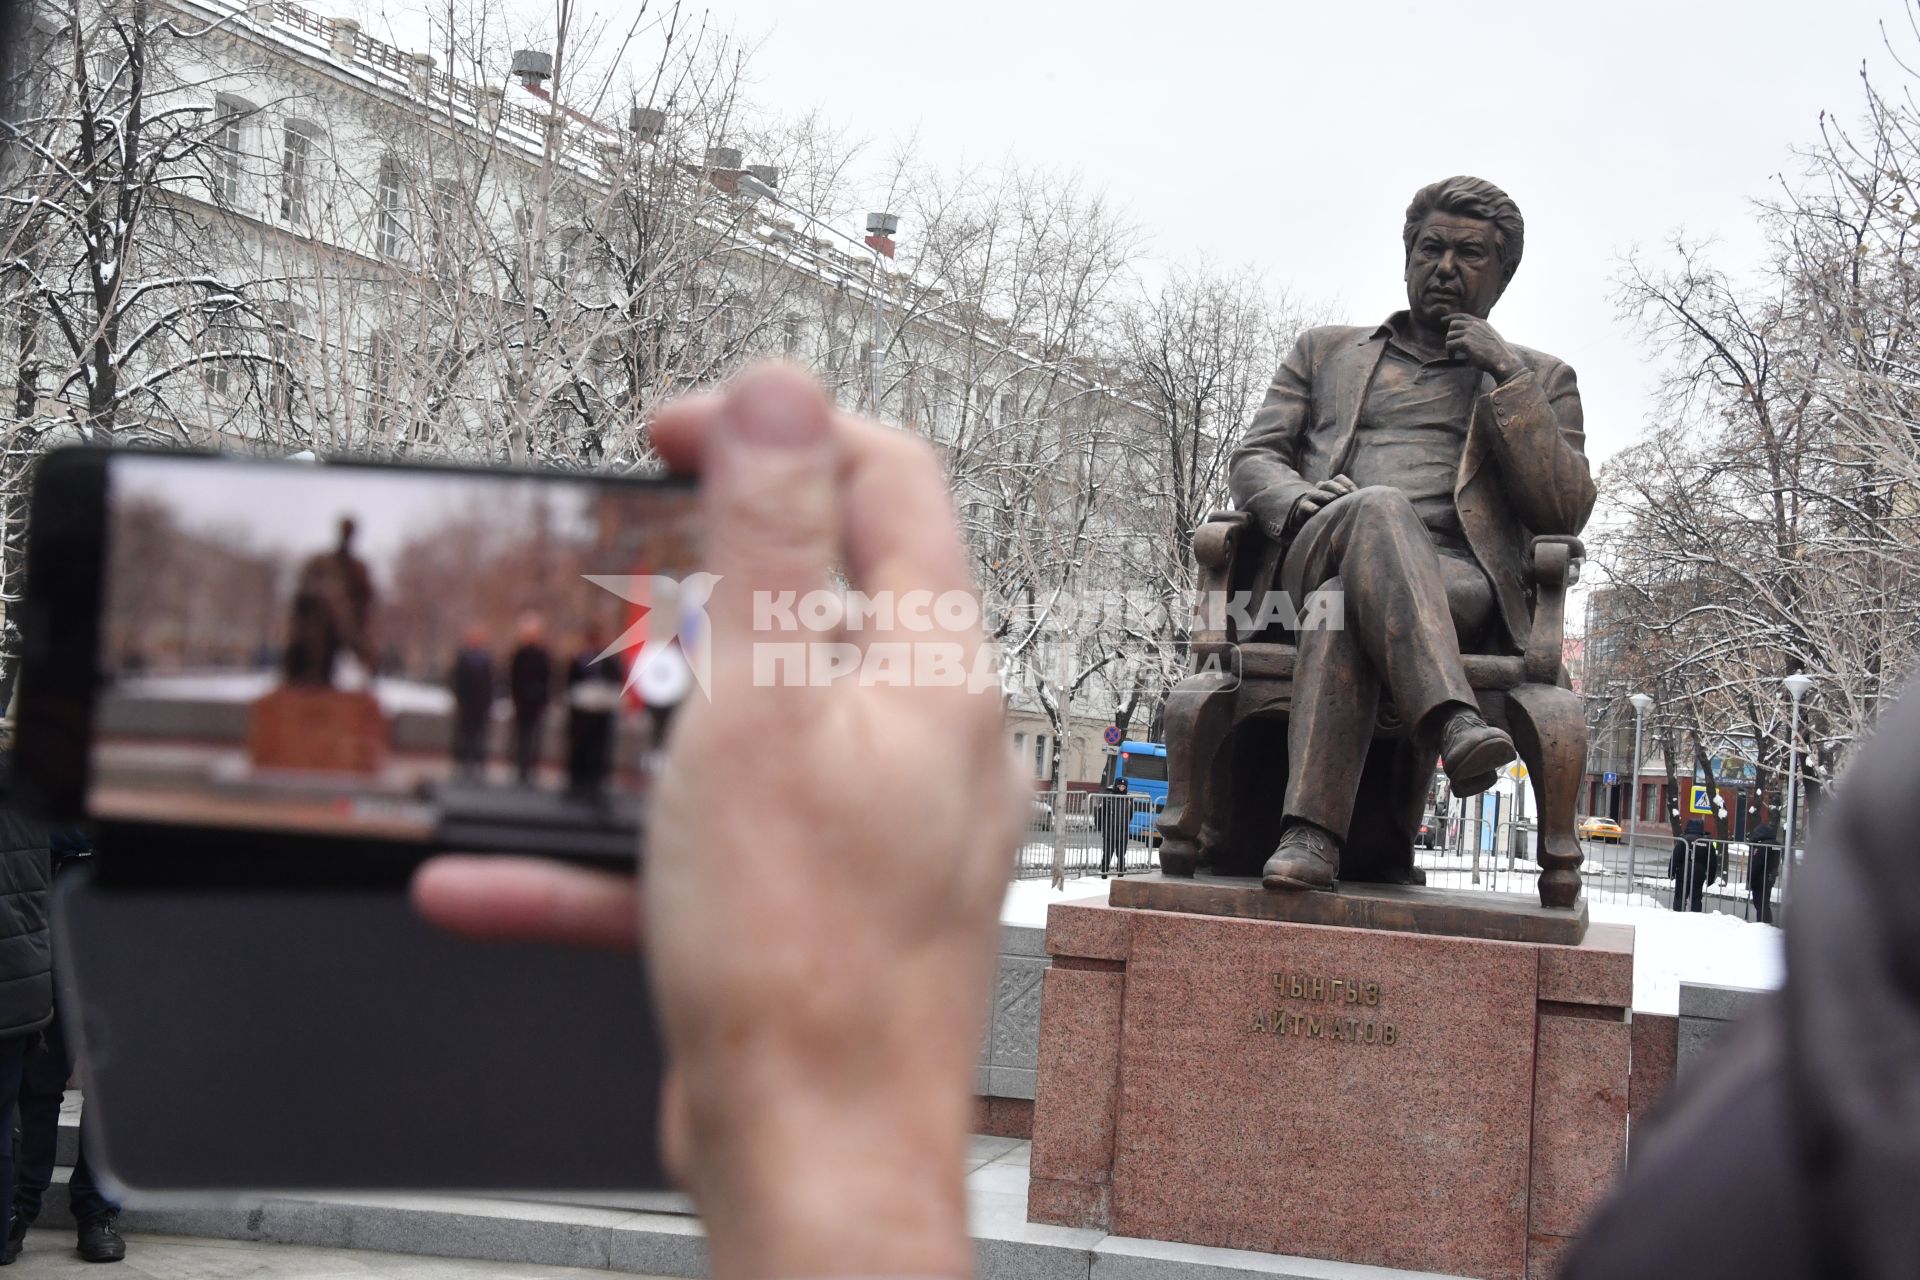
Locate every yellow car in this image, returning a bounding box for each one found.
[1578,816,1623,844]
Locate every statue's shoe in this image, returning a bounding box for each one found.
[1262,822,1340,892]
[1440,710,1515,797]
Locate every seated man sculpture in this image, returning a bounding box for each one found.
[1231,176,1595,892]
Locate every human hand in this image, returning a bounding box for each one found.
[1445,314,1524,382]
[413,365,1026,1280]
[1287,474,1358,531]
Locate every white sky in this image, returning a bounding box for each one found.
[351,0,1906,466]
[705,0,1901,465]
[113,456,594,587]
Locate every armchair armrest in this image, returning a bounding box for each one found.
[1529,535,1586,589]
[1194,509,1252,574]
[1524,535,1585,685]
[1190,510,1254,647]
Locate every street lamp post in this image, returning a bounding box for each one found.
[1780,673,1814,913]
[862,212,899,414]
[734,175,900,413]
[1625,692,1653,884]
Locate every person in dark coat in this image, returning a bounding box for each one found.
[0,756,55,1266]
[448,624,495,780]
[1748,815,1780,924]
[1560,680,1920,1280]
[9,828,122,1264]
[507,614,552,786]
[1096,778,1131,878]
[564,625,622,798]
[1670,815,1714,911]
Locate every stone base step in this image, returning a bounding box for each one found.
[48,1117,1463,1279]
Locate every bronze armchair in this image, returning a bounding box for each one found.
[1155,510,1588,910]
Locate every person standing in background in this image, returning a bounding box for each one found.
[448,624,495,781]
[507,615,552,786]
[1749,813,1780,925]
[0,748,55,1266]
[1097,778,1131,878]
[9,829,122,1264]
[565,625,622,799]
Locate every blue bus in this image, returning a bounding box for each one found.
[1113,741,1168,841]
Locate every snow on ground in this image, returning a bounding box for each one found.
[118,671,453,713]
[1591,899,1784,1015]
[1000,875,1112,928]
[999,876,1786,1016]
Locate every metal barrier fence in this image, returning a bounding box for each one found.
[1011,794,1793,921]
[1013,790,1160,880]
[1414,814,1790,920]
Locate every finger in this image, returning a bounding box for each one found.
[835,413,977,612]
[648,393,725,474]
[658,1066,692,1190]
[1329,475,1358,494]
[411,856,643,950]
[702,365,840,678]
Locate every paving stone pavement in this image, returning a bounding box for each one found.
[8,1229,667,1279]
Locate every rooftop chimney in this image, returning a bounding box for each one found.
[510,49,553,88]
[705,145,742,171]
[629,105,665,142]
[746,163,779,190]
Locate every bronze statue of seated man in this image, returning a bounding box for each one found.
[1228,176,1596,892]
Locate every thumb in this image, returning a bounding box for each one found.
[701,365,840,681]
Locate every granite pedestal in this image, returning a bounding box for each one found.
[248,686,389,772]
[1027,879,1635,1280]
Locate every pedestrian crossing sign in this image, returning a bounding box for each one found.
[1689,785,1713,815]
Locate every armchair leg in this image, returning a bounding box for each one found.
[1505,682,1586,910]
[1158,671,1238,877]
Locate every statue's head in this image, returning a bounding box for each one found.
[336,516,357,550]
[1401,176,1524,328]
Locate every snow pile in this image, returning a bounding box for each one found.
[999,875,1112,928]
[997,876,1787,1017]
[1590,900,1784,1014]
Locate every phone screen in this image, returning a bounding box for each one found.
[88,454,701,850]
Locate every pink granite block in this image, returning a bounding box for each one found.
[1108,911,1539,1280]
[1026,1176,1108,1229]
[1028,966,1124,1226]
[1045,902,1132,961]
[1628,1012,1679,1141]
[1528,1014,1629,1252]
[1527,1232,1574,1280]
[1537,923,1634,1008]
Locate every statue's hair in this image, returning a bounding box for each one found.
[1403,176,1524,284]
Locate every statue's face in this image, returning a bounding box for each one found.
[1404,213,1506,327]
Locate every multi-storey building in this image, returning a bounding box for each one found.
[5,0,1165,786]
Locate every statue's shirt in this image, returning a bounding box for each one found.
[1345,320,1480,553]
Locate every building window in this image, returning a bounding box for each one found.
[932,368,954,440]
[366,330,396,432]
[998,392,1018,428]
[1034,733,1049,780]
[782,313,801,356]
[430,178,464,276]
[376,155,407,259]
[213,95,250,207]
[277,120,318,224]
[266,304,298,419]
[201,305,246,397]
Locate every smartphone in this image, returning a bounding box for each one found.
[18,448,703,870]
[14,449,695,1192]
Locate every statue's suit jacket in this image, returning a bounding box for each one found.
[1228,322,1597,653]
